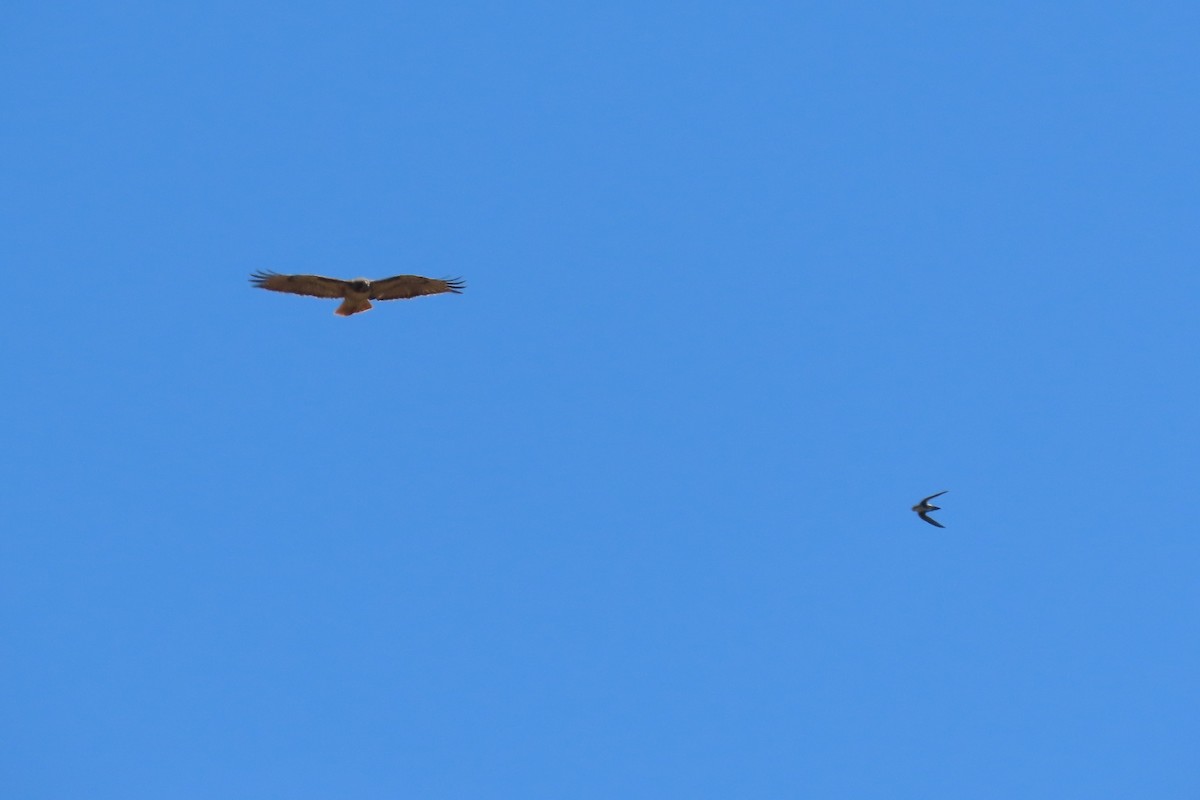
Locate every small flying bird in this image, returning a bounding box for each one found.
[249,271,465,316]
[912,491,948,528]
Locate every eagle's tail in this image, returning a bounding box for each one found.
[335,298,373,316]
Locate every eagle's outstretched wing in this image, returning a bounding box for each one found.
[250,271,349,299]
[370,275,466,301]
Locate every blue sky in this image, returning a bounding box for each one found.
[2,1,1197,796]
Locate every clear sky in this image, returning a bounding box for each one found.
[2,1,1197,797]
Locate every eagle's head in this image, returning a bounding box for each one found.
[350,279,371,292]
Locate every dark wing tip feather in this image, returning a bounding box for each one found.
[444,277,466,293]
[249,270,279,288]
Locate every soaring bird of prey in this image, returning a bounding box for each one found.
[912,491,948,528]
[250,271,465,316]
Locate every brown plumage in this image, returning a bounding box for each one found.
[249,271,466,316]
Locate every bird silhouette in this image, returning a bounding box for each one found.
[912,491,948,528]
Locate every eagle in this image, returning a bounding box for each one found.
[249,271,466,316]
